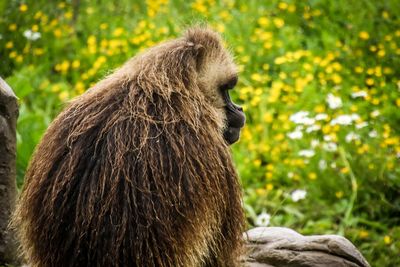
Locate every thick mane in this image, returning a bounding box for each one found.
[13,27,244,267]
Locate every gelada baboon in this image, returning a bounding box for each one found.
[13,27,246,267]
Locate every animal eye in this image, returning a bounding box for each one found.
[220,76,238,91]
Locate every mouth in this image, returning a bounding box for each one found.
[223,126,242,145]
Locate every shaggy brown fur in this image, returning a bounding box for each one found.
[12,27,244,267]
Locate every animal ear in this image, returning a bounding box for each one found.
[186,42,206,71]
[184,27,223,71]
[184,27,223,50]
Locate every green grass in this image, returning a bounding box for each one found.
[1,0,399,265]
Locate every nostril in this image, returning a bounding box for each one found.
[231,102,243,112]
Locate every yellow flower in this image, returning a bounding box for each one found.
[265,172,273,180]
[308,172,317,180]
[263,112,273,123]
[250,96,261,106]
[86,35,96,46]
[9,51,17,59]
[387,161,394,170]
[64,11,73,19]
[51,84,61,92]
[16,55,23,63]
[253,159,261,167]
[59,91,69,101]
[219,10,231,20]
[100,23,108,30]
[322,124,332,134]
[359,31,370,40]
[266,164,274,171]
[335,191,343,198]
[383,235,392,245]
[192,0,207,14]
[384,137,398,146]
[75,82,85,94]
[377,50,385,57]
[55,61,70,73]
[368,163,375,170]
[241,127,252,141]
[263,42,272,49]
[9,23,17,31]
[215,23,225,33]
[5,41,13,49]
[383,67,393,74]
[50,19,58,27]
[113,27,124,37]
[365,78,374,86]
[53,29,62,38]
[275,133,285,141]
[31,24,39,32]
[258,17,269,26]
[72,60,80,69]
[34,11,43,19]
[314,105,325,113]
[278,2,288,10]
[359,230,369,239]
[266,183,274,190]
[251,73,262,82]
[331,74,342,84]
[240,55,250,64]
[350,105,358,112]
[256,188,266,196]
[274,57,286,65]
[33,48,44,55]
[313,9,322,16]
[288,4,296,12]
[19,4,28,12]
[273,18,285,28]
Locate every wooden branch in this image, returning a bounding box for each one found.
[0,77,20,265]
[241,227,370,267]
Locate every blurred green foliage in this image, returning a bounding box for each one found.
[1,0,400,265]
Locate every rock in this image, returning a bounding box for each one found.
[0,77,21,266]
[242,227,370,267]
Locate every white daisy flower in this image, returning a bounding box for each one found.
[298,149,315,158]
[287,130,303,139]
[356,122,368,129]
[319,159,327,170]
[351,91,368,98]
[306,125,321,133]
[23,29,41,41]
[255,212,271,227]
[315,113,328,121]
[323,142,338,152]
[345,132,360,143]
[326,93,342,109]
[369,130,378,138]
[330,114,360,125]
[291,189,307,202]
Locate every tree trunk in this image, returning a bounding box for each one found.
[0,77,20,265]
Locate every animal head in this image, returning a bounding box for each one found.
[106,26,246,144]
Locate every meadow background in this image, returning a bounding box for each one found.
[1,0,400,265]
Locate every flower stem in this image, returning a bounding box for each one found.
[338,146,358,236]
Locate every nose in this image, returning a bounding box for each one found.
[232,102,243,112]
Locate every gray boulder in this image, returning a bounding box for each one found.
[242,227,370,267]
